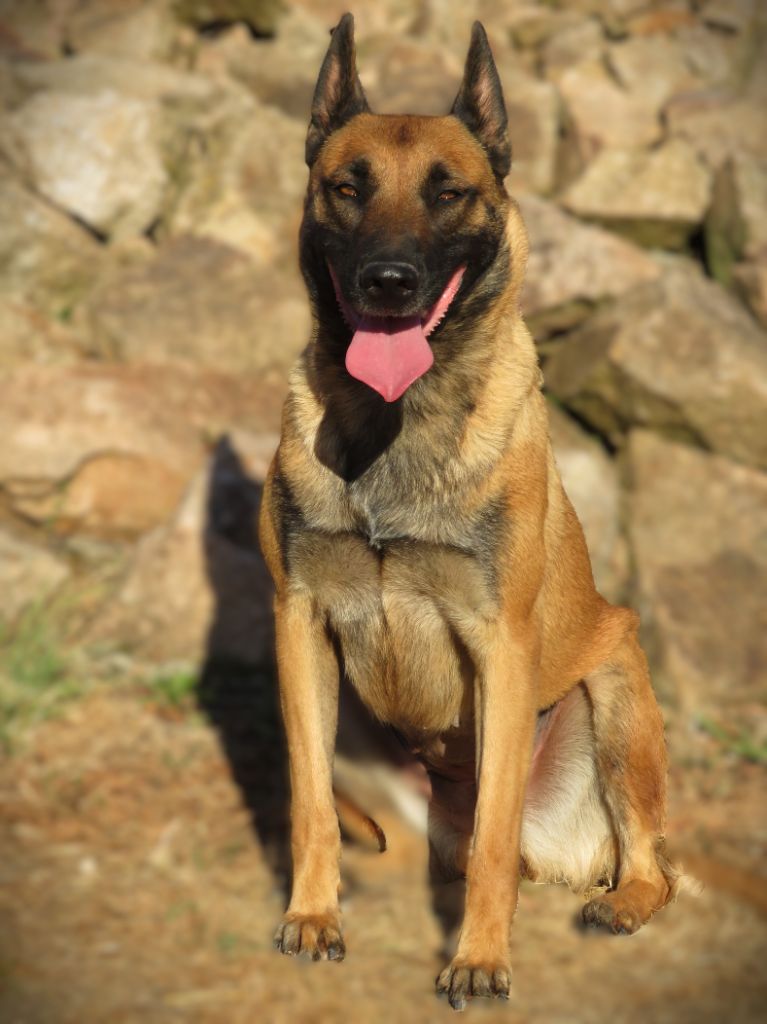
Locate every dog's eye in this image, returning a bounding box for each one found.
[336,183,358,199]
[437,189,461,203]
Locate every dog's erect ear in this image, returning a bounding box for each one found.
[306,13,369,166]
[451,22,510,179]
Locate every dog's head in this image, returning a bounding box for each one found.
[300,14,515,402]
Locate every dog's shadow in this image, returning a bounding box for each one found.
[197,436,290,886]
[197,434,461,949]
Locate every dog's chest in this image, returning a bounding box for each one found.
[290,517,497,731]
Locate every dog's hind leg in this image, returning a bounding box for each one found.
[580,627,675,933]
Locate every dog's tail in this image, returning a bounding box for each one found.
[334,788,387,852]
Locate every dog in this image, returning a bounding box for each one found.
[259,14,679,1010]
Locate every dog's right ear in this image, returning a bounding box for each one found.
[306,13,369,167]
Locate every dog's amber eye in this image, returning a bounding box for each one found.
[336,183,358,199]
[437,189,461,202]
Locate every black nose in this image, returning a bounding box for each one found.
[359,261,419,304]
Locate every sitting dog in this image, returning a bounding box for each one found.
[259,14,679,1010]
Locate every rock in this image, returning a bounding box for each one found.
[165,98,306,266]
[520,195,659,339]
[63,0,182,62]
[561,139,712,249]
[548,405,628,602]
[626,431,767,709]
[502,69,561,196]
[0,177,102,329]
[0,363,282,538]
[1,89,167,239]
[665,93,767,171]
[701,0,761,35]
[506,6,584,51]
[361,35,463,116]
[626,7,697,36]
[544,261,767,471]
[0,529,70,625]
[705,155,767,285]
[540,18,605,82]
[173,0,283,35]
[0,301,83,369]
[9,51,218,105]
[733,261,767,328]
[88,431,277,666]
[80,236,309,378]
[194,11,326,119]
[557,57,661,168]
[672,23,746,91]
[5,53,257,236]
[606,35,702,109]
[0,0,66,58]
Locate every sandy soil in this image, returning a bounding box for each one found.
[1,676,765,1024]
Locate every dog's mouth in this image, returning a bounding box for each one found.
[329,265,466,402]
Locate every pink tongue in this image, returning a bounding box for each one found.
[345,317,433,403]
[342,265,465,402]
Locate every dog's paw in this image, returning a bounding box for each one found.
[582,892,643,935]
[436,958,511,1011]
[274,912,345,962]
[582,878,666,935]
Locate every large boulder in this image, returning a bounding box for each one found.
[540,18,604,83]
[665,93,767,172]
[0,363,282,539]
[544,261,767,471]
[88,430,277,667]
[3,53,256,239]
[194,10,328,120]
[557,57,661,168]
[627,431,767,709]
[561,139,712,250]
[548,405,628,603]
[63,0,183,62]
[520,195,659,340]
[606,34,702,109]
[1,89,168,239]
[502,69,561,196]
[80,236,308,378]
[8,50,218,104]
[165,97,306,267]
[356,34,462,117]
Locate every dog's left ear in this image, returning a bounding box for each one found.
[451,22,510,179]
[306,12,370,166]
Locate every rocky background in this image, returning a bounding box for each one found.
[0,2,765,1022]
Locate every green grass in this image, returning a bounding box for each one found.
[697,716,767,765]
[149,668,199,708]
[0,604,82,751]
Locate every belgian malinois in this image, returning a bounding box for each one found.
[259,14,679,1010]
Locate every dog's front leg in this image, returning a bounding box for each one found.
[437,623,537,1010]
[272,593,345,962]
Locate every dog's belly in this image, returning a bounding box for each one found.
[291,531,495,731]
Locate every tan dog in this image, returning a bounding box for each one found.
[259,14,679,1010]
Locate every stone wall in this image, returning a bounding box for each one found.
[0,0,764,718]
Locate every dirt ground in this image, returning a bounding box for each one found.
[0,671,765,1024]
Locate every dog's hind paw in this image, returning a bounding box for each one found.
[436,959,511,1011]
[582,877,665,935]
[274,913,345,962]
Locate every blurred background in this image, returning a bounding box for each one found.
[0,0,765,1021]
